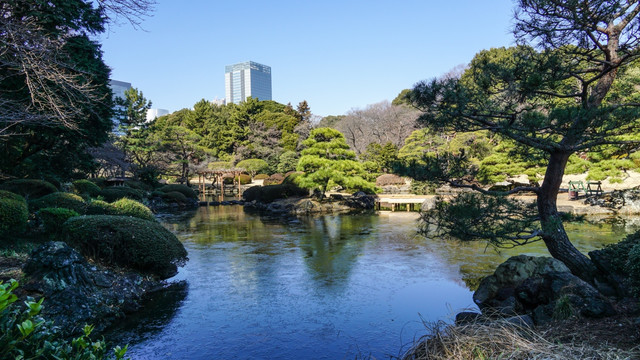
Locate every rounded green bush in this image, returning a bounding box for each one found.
[162,191,188,204]
[0,197,28,237]
[29,192,87,214]
[86,200,112,215]
[0,190,25,202]
[62,215,188,279]
[124,180,151,191]
[254,173,270,180]
[37,207,79,235]
[263,173,284,186]
[0,179,57,200]
[158,184,197,199]
[99,187,144,202]
[234,174,252,185]
[72,180,101,198]
[110,198,155,221]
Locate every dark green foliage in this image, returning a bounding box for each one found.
[36,207,79,235]
[599,231,640,295]
[98,187,144,202]
[158,184,197,199]
[0,190,25,203]
[410,180,439,195]
[0,179,57,200]
[72,179,101,198]
[124,180,152,191]
[85,200,112,215]
[282,171,303,185]
[162,191,189,204]
[62,215,188,279]
[29,192,87,214]
[242,184,308,203]
[0,280,129,360]
[111,198,154,221]
[0,197,28,237]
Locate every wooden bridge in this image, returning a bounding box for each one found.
[375,196,431,211]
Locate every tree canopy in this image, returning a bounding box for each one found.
[408,0,640,282]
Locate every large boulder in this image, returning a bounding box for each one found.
[473,255,615,323]
[22,242,157,335]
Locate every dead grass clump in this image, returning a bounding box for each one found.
[402,320,639,360]
[376,174,406,186]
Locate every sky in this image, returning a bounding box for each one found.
[99,0,516,117]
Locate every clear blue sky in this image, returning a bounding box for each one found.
[99,0,516,117]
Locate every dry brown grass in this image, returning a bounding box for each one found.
[402,319,640,360]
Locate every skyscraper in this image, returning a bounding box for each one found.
[225,61,272,104]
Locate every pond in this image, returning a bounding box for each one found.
[105,206,639,359]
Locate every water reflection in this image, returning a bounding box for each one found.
[110,206,639,359]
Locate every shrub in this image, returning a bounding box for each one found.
[99,187,144,202]
[599,230,640,295]
[411,180,439,195]
[242,183,308,203]
[85,200,112,215]
[124,180,152,191]
[90,178,107,189]
[162,191,189,204]
[37,207,79,235]
[263,173,284,186]
[62,215,187,279]
[0,190,25,203]
[254,173,270,180]
[0,197,28,237]
[29,192,87,214]
[235,174,252,185]
[627,243,640,296]
[375,174,406,186]
[283,171,303,185]
[158,184,197,199]
[0,179,57,200]
[71,179,101,198]
[111,198,155,221]
[0,280,129,360]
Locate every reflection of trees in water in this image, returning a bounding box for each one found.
[297,214,378,288]
[104,281,188,345]
[430,219,640,291]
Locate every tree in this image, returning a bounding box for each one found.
[115,87,152,128]
[236,159,269,179]
[408,0,640,282]
[335,101,419,155]
[296,128,377,197]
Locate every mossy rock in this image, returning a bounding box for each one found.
[158,184,197,199]
[0,179,58,200]
[62,215,187,279]
[72,180,101,198]
[29,192,87,214]
[0,195,28,237]
[37,207,80,235]
[99,187,144,202]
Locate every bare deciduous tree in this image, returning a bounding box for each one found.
[335,101,419,155]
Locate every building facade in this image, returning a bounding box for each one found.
[224,61,272,104]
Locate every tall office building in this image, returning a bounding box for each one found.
[225,61,272,104]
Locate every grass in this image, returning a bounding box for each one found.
[401,319,640,360]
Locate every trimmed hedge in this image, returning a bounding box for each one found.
[235,174,252,185]
[158,184,197,199]
[37,207,79,235]
[0,190,25,203]
[29,192,87,214]
[72,180,101,198]
[375,174,406,186]
[0,195,28,237]
[111,198,154,221]
[162,191,188,204]
[86,200,112,215]
[99,187,144,202]
[0,179,57,200]
[263,173,284,186]
[254,174,270,180]
[242,183,308,203]
[62,215,188,279]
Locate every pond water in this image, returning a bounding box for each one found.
[105,206,639,359]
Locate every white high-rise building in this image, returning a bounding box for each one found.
[224,61,272,104]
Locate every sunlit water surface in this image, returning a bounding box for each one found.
[105,206,639,359]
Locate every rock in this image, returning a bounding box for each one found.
[474,255,615,324]
[22,242,157,336]
[455,311,482,325]
[504,314,534,328]
[421,198,436,212]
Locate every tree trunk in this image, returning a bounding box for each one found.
[537,151,599,282]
